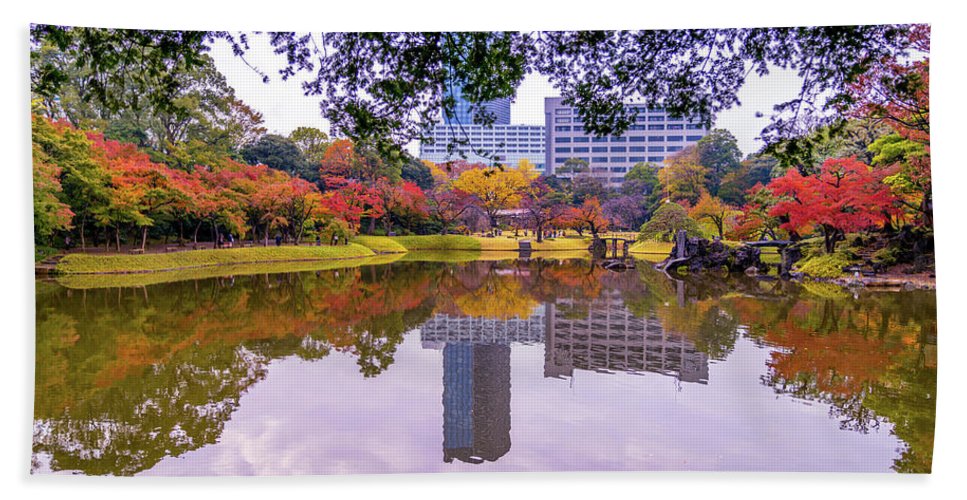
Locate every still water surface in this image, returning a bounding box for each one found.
[33,258,937,475]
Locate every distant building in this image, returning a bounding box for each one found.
[442,85,511,126]
[544,97,711,187]
[420,86,545,172]
[419,124,546,172]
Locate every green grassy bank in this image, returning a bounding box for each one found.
[53,253,405,289]
[52,234,595,276]
[353,234,592,253]
[56,244,376,274]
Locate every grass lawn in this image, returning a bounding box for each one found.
[54,253,404,289]
[353,234,592,253]
[352,235,409,253]
[475,235,591,251]
[393,235,482,251]
[56,244,376,274]
[629,240,674,255]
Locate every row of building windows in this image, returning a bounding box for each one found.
[555,116,588,124]
[557,106,667,114]
[554,156,666,164]
[555,135,701,144]
[431,132,543,138]
[424,148,544,154]
[553,123,704,133]
[556,144,691,153]
[555,123,699,132]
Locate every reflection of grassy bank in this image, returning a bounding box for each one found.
[54,253,405,289]
[56,244,376,274]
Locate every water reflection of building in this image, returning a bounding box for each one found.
[420,307,546,349]
[421,310,530,464]
[440,343,512,464]
[419,294,709,464]
[543,290,710,384]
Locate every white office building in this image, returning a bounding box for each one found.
[419,124,547,172]
[544,97,711,186]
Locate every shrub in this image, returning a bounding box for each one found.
[639,202,704,242]
[796,251,854,279]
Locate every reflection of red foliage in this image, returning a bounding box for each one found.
[725,296,919,400]
[91,268,438,387]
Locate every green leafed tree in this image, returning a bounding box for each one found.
[695,129,742,195]
[288,126,331,165]
[241,134,314,181]
[639,201,704,242]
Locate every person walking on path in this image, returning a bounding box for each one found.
[275,233,282,246]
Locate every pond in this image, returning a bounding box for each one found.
[32,257,937,475]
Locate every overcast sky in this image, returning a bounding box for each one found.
[208,36,805,158]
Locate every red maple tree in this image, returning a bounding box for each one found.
[767,157,900,253]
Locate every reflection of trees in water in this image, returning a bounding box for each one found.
[33,263,442,475]
[33,344,269,475]
[577,264,937,472]
[33,259,937,474]
[732,291,937,473]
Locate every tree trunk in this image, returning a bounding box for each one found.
[79,218,86,250]
[194,221,203,244]
[921,192,933,228]
[822,226,842,253]
[114,226,121,252]
[536,223,544,243]
[141,226,148,251]
[367,216,376,235]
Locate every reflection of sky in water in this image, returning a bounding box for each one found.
[143,332,900,476]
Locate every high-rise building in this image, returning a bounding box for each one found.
[544,97,711,187]
[442,85,512,126]
[420,86,545,172]
[419,125,546,172]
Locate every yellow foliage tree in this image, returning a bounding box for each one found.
[689,191,742,239]
[658,147,708,205]
[422,159,451,185]
[452,162,536,227]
